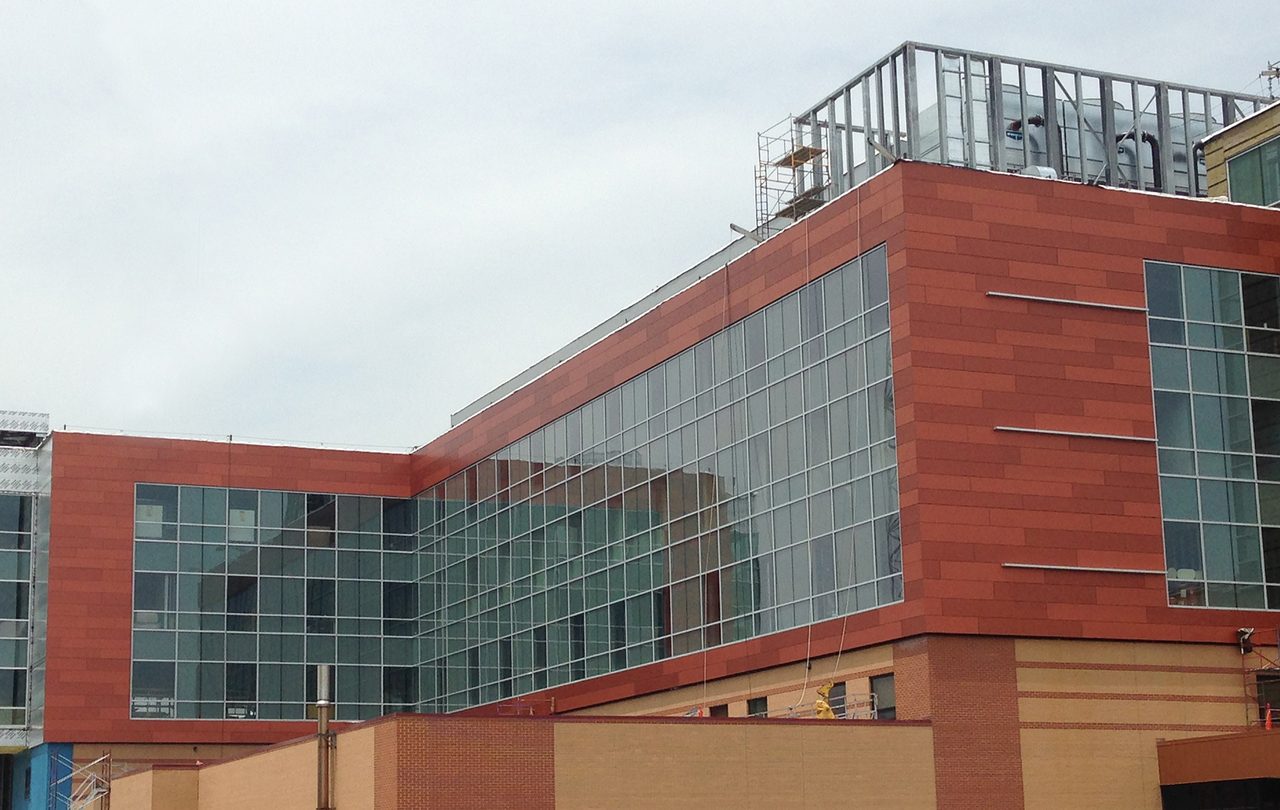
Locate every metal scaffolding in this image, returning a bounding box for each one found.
[756,42,1272,232]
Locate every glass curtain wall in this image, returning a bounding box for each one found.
[0,494,30,726]
[416,244,902,712]
[1148,260,1280,609]
[129,243,904,719]
[130,485,419,721]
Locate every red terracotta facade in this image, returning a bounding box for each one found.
[44,161,1280,745]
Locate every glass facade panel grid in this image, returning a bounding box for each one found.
[130,484,418,720]
[130,244,901,718]
[1147,260,1280,611]
[416,244,901,712]
[0,494,31,727]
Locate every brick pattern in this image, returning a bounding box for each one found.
[928,635,1024,809]
[892,636,931,721]
[45,431,409,744]
[373,720,399,808]
[387,716,554,809]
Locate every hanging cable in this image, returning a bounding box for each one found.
[831,181,865,685]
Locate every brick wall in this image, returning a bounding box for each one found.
[927,636,1024,809]
[389,716,554,809]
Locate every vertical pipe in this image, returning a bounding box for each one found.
[1180,88,1192,195]
[842,87,855,184]
[990,60,1006,172]
[317,664,333,810]
[888,58,901,157]
[1042,68,1062,175]
[862,77,876,174]
[1018,62,1030,169]
[935,49,950,165]
[962,54,977,168]
[1074,72,1087,181]
[873,66,886,168]
[827,98,842,194]
[1130,81,1145,190]
[1156,83,1173,194]
[902,43,919,160]
[1100,79,1116,185]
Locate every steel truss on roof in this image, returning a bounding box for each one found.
[756,42,1272,234]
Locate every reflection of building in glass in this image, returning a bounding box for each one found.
[412,246,898,711]
[125,236,897,719]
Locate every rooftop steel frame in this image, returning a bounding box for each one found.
[757,42,1272,233]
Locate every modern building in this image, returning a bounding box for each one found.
[9,43,1280,809]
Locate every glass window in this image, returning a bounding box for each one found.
[870,673,895,720]
[1145,263,1182,319]
[1243,274,1280,329]
[1250,355,1280,400]
[1229,147,1265,206]
[1149,261,1280,612]
[1263,140,1280,207]
[1184,267,1242,325]
[1155,392,1194,447]
[1150,346,1189,390]
[1189,351,1247,396]
[1193,395,1251,452]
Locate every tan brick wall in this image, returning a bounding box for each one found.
[194,737,315,810]
[1014,638,1250,810]
[152,769,199,808]
[109,767,215,810]
[109,769,154,808]
[73,741,263,778]
[333,726,377,808]
[553,720,935,808]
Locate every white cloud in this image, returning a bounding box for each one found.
[1,0,1274,446]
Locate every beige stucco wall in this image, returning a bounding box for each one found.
[333,726,377,808]
[110,769,154,808]
[111,768,199,810]
[554,720,935,808]
[1204,104,1280,197]
[195,738,318,810]
[1015,639,1251,810]
[110,728,380,810]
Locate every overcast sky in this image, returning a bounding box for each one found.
[2,2,1274,449]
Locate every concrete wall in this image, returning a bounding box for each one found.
[1205,104,1280,197]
